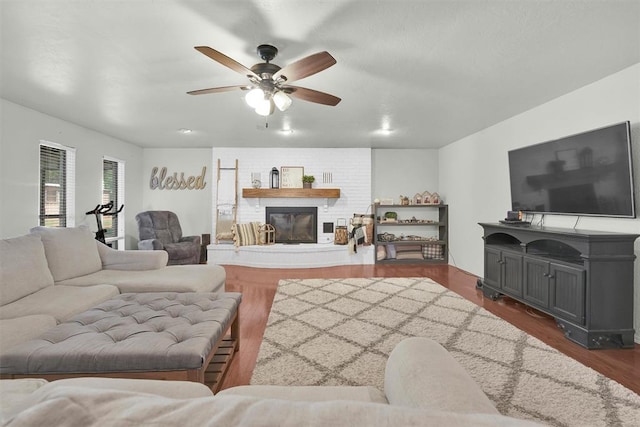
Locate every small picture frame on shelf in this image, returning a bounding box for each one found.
[280,166,304,188]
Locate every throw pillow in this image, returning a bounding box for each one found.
[232,222,261,247]
[30,226,102,282]
[0,234,54,305]
[386,244,397,259]
[422,244,444,259]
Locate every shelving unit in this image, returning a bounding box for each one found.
[374,204,448,264]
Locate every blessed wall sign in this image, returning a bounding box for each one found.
[149,166,207,190]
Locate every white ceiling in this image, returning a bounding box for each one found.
[1,0,639,149]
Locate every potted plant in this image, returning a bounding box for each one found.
[302,175,315,188]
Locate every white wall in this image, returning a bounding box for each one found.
[439,63,640,341]
[0,99,144,248]
[372,149,439,204]
[141,148,213,239]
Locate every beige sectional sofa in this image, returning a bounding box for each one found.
[1,338,542,426]
[0,226,226,354]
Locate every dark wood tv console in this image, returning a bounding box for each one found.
[479,223,638,349]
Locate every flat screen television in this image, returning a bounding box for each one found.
[508,121,636,218]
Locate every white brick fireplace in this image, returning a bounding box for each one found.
[208,147,374,267]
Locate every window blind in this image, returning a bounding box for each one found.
[102,159,118,238]
[39,142,75,227]
[103,156,125,248]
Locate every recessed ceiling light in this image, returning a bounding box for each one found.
[280,120,293,134]
[381,116,392,131]
[373,128,394,136]
[178,128,193,134]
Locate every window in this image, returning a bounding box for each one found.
[102,157,125,249]
[39,142,75,227]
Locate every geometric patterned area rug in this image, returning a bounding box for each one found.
[251,278,640,427]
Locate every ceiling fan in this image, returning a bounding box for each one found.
[187,44,341,116]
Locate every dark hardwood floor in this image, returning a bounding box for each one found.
[219,264,640,394]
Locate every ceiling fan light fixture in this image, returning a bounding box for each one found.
[255,98,275,116]
[245,88,266,108]
[273,91,292,112]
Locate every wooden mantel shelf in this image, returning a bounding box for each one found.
[242,188,340,198]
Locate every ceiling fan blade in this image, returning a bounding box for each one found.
[273,51,336,82]
[187,85,250,96]
[194,46,260,80]
[283,86,341,106]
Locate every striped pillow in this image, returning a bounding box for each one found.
[232,222,261,246]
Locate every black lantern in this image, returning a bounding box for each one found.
[270,167,279,189]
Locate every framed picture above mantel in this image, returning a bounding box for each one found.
[280,166,304,188]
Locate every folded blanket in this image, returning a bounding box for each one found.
[395,245,422,252]
[396,252,423,260]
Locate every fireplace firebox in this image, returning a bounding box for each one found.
[265,207,317,244]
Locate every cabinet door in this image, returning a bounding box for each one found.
[550,263,585,325]
[502,252,523,297]
[523,258,550,308]
[484,247,502,289]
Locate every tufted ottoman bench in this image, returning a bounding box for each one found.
[0,292,241,392]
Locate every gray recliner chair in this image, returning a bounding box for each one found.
[135,211,201,265]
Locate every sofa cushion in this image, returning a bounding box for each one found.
[0,378,212,424]
[0,284,119,323]
[0,315,57,352]
[0,378,49,423]
[55,264,226,294]
[218,385,388,404]
[384,337,498,415]
[43,378,214,399]
[5,386,545,427]
[0,234,54,306]
[97,242,168,270]
[30,226,102,282]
